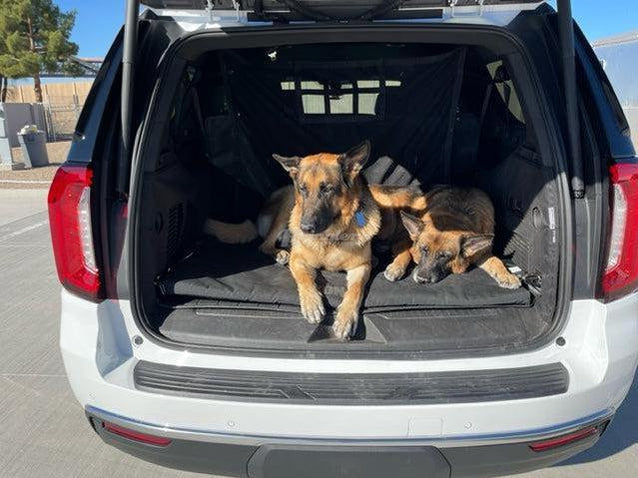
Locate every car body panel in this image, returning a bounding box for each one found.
[60,290,638,442]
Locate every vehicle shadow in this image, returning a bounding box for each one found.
[556,372,638,465]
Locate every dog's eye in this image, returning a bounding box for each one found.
[299,185,308,196]
[319,183,333,195]
[420,246,429,256]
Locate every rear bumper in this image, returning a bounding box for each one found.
[87,407,609,478]
[60,291,638,474]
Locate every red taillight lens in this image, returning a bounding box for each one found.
[48,165,102,301]
[529,426,599,452]
[103,422,172,447]
[601,163,638,302]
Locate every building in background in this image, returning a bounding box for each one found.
[593,31,638,148]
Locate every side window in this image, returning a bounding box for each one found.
[67,29,123,164]
[486,60,525,125]
[601,79,631,135]
[75,30,123,137]
[575,33,635,157]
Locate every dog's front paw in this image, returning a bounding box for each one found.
[299,289,325,324]
[383,262,407,282]
[275,250,290,266]
[332,308,359,341]
[496,272,522,289]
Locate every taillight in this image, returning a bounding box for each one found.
[601,163,638,302]
[102,422,172,447]
[48,165,102,301]
[529,425,599,452]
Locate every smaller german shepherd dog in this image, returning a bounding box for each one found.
[399,186,522,289]
[207,141,425,340]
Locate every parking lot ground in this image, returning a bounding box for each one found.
[0,188,635,478]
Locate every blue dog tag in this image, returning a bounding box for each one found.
[355,210,366,227]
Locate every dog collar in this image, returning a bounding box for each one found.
[355,209,366,228]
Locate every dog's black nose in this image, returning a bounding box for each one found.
[300,222,316,233]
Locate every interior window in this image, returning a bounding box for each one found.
[486,60,525,124]
[280,78,401,119]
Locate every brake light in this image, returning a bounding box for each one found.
[48,165,102,301]
[529,426,599,452]
[103,422,172,447]
[601,163,638,302]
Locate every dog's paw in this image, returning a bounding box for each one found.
[332,308,359,341]
[299,289,325,324]
[276,250,290,266]
[258,242,274,256]
[383,262,407,282]
[496,272,522,289]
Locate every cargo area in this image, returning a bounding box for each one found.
[132,39,562,355]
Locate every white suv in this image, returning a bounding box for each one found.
[49,1,638,476]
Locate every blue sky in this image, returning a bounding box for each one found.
[58,0,638,57]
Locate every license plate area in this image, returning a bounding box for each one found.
[246,444,450,478]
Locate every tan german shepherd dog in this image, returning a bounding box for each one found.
[206,141,426,340]
[398,186,522,289]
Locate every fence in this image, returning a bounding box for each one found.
[4,81,93,142]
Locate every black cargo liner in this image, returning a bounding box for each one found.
[156,302,549,353]
[158,239,532,310]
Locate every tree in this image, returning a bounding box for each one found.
[0,23,8,102]
[0,0,80,103]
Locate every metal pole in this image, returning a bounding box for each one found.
[557,0,585,199]
[120,0,140,197]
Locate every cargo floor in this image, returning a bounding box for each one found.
[153,239,545,353]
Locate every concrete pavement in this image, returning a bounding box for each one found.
[0,189,50,226]
[0,188,636,477]
[0,189,201,478]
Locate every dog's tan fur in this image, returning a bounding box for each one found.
[260,143,426,339]
[400,186,521,289]
[204,219,258,244]
[205,142,429,339]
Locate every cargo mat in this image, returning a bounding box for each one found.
[157,239,532,312]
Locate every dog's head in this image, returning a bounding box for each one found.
[273,141,370,234]
[400,211,494,284]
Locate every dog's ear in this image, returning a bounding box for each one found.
[461,233,494,258]
[400,211,423,240]
[272,154,301,178]
[340,140,371,183]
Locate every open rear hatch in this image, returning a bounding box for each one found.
[128,21,565,356]
[122,0,585,357]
